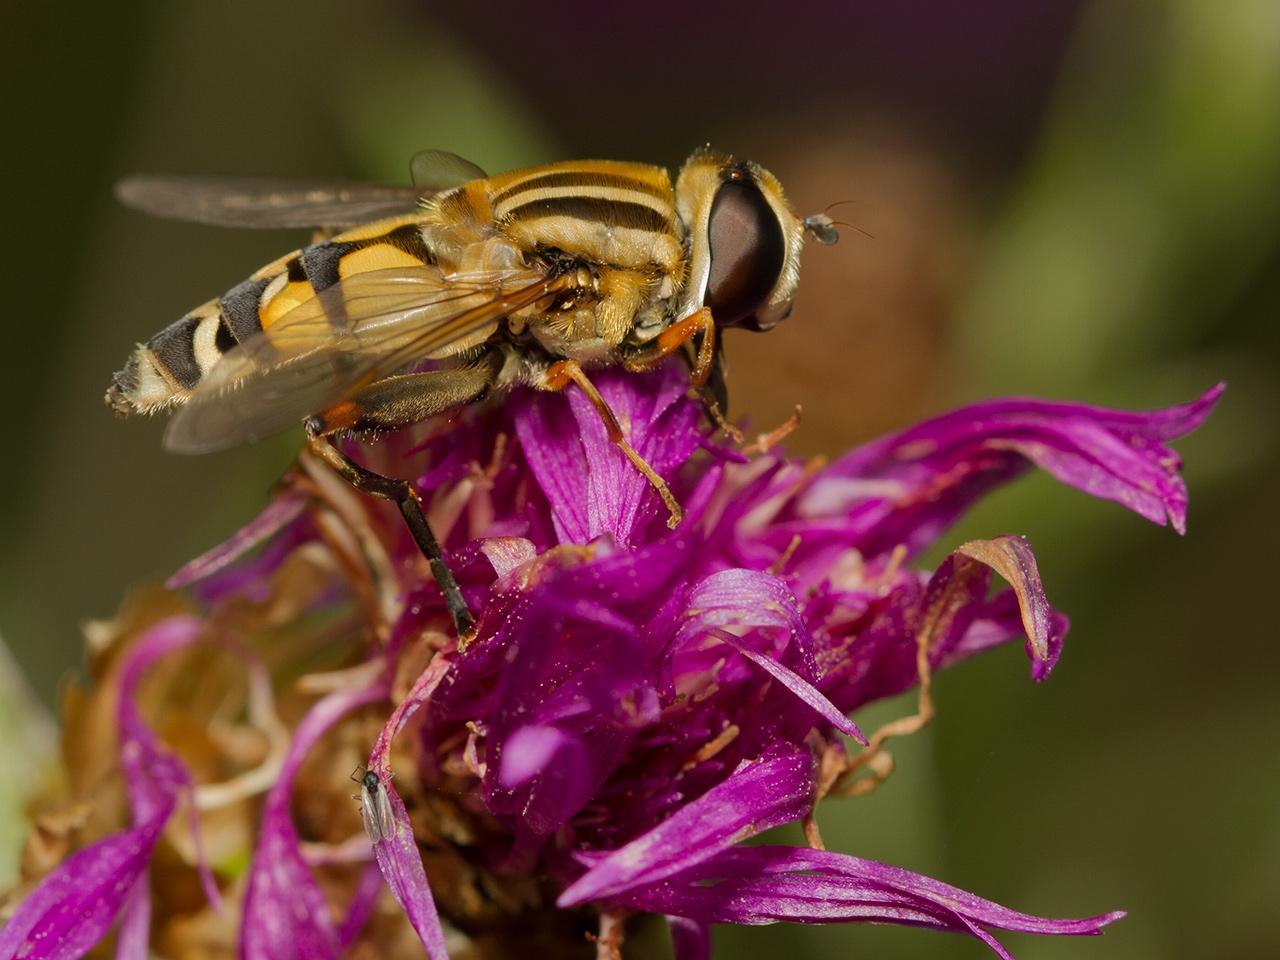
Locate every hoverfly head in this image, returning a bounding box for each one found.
[676,148,807,333]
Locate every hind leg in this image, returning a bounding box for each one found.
[308,358,501,435]
[306,359,502,643]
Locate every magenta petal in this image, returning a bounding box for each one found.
[0,820,167,960]
[616,846,1122,958]
[366,657,453,959]
[710,627,864,742]
[1,617,216,960]
[166,492,307,590]
[116,617,204,822]
[114,871,152,960]
[514,364,701,546]
[241,683,386,960]
[370,783,448,960]
[557,750,814,906]
[667,914,711,960]
[370,655,453,770]
[115,617,221,911]
[800,385,1222,556]
[498,724,571,788]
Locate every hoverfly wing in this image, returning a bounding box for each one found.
[114,175,423,229]
[162,339,371,453]
[409,150,488,193]
[163,264,551,453]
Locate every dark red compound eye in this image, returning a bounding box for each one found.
[705,179,786,330]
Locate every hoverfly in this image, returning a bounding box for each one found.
[108,148,839,638]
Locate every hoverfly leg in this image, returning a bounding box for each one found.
[312,360,500,435]
[624,309,742,442]
[304,424,477,643]
[697,342,743,443]
[698,390,744,445]
[543,359,684,529]
[623,307,717,388]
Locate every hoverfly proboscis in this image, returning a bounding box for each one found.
[108,148,840,641]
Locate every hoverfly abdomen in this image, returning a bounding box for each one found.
[107,299,230,415]
[219,277,272,345]
[106,214,441,418]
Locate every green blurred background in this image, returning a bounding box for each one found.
[1,1,1276,956]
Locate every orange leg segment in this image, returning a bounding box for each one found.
[625,307,717,388]
[544,359,684,528]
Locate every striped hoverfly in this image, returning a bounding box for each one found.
[108,148,840,638]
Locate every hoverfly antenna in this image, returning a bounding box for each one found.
[802,213,841,246]
[804,199,874,244]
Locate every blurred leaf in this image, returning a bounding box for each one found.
[332,17,558,181]
[960,0,1280,392]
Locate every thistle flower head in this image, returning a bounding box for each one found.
[2,364,1220,959]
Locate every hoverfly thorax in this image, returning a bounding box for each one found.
[675,148,805,332]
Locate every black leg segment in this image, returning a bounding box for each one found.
[306,428,477,642]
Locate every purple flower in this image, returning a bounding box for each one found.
[4,364,1220,958]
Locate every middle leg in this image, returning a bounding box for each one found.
[542,359,684,528]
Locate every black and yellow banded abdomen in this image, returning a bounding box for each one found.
[106,214,433,415]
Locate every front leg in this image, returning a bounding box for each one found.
[622,306,717,387]
[623,310,740,441]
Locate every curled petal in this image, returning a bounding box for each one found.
[711,628,864,743]
[955,535,1058,672]
[115,617,220,909]
[678,570,863,740]
[166,492,307,590]
[1,617,217,960]
[370,655,453,773]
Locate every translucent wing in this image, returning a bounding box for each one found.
[359,777,399,843]
[163,263,555,453]
[115,174,423,229]
[409,150,488,193]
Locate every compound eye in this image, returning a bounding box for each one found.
[705,179,786,329]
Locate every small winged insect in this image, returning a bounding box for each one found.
[109,148,840,639]
[351,767,398,843]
